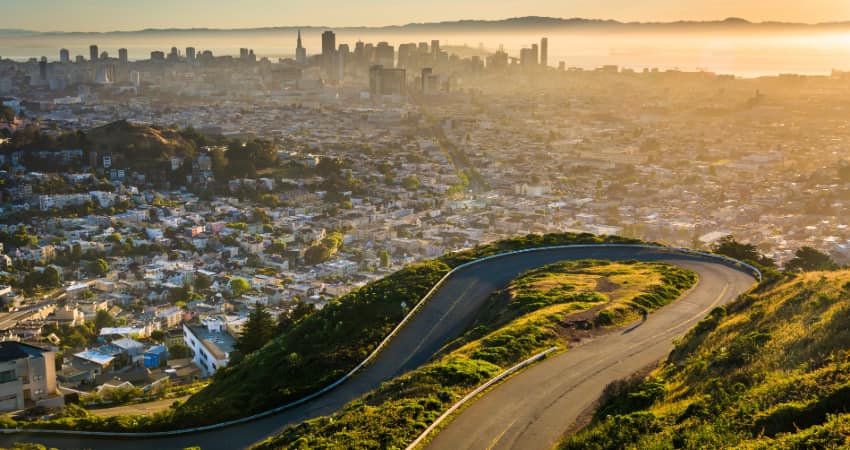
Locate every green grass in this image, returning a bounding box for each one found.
[252,260,695,450]
[2,233,656,433]
[560,270,850,450]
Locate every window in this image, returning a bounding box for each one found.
[0,370,15,383]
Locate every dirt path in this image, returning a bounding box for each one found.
[88,395,191,417]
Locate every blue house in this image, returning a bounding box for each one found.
[143,345,168,368]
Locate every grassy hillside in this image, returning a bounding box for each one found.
[1,233,651,432]
[86,120,197,169]
[253,260,696,449]
[561,270,850,449]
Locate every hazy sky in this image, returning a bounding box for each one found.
[4,0,850,32]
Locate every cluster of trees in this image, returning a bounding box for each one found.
[209,139,278,180]
[713,236,840,272]
[0,125,87,152]
[86,259,109,277]
[785,246,838,272]
[21,266,62,294]
[304,232,344,266]
[0,227,38,248]
[712,235,776,268]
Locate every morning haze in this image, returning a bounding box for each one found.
[0,2,849,450]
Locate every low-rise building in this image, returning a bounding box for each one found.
[0,342,63,411]
[183,319,235,377]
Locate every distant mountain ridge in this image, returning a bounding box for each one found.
[11,16,850,35]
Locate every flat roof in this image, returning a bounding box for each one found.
[74,350,115,366]
[185,324,235,361]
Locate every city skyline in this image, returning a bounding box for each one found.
[3,0,850,32]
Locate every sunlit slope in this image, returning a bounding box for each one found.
[561,270,850,449]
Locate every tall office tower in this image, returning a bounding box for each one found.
[295,30,307,64]
[118,48,128,63]
[185,47,196,62]
[418,42,429,54]
[431,40,440,59]
[89,45,99,62]
[75,55,85,63]
[381,68,406,96]
[240,48,249,60]
[321,31,336,56]
[364,43,375,63]
[354,41,365,66]
[540,37,548,67]
[421,67,432,92]
[375,42,394,68]
[321,30,336,73]
[151,51,165,61]
[520,47,537,67]
[337,44,349,79]
[100,51,109,60]
[168,47,179,61]
[369,65,383,97]
[397,43,416,68]
[59,49,70,63]
[531,44,539,65]
[39,57,47,81]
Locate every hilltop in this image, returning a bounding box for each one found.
[562,270,850,449]
[85,120,196,168]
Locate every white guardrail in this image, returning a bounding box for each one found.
[0,244,760,438]
[405,346,559,450]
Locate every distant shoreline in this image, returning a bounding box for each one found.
[5,16,850,35]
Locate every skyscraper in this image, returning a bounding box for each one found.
[540,38,548,67]
[431,40,440,59]
[38,57,47,81]
[89,45,99,62]
[295,30,307,64]
[59,49,70,63]
[375,42,394,68]
[322,31,336,57]
[186,47,196,63]
[321,31,337,76]
[118,48,128,64]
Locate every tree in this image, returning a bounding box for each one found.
[267,240,287,255]
[89,258,109,276]
[42,266,62,288]
[93,310,115,333]
[712,235,776,268]
[193,272,211,292]
[236,303,277,355]
[402,175,421,191]
[229,277,250,298]
[785,247,838,272]
[378,248,390,267]
[150,330,165,343]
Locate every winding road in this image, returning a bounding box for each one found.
[0,246,756,450]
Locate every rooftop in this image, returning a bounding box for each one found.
[185,323,235,361]
[0,341,49,362]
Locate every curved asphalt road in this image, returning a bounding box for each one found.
[426,258,754,450]
[0,247,755,450]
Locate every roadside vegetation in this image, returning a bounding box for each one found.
[560,268,850,450]
[0,233,688,432]
[253,260,695,449]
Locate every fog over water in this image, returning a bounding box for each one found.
[3,29,850,77]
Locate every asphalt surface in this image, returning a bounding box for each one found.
[426,258,755,450]
[0,247,755,450]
